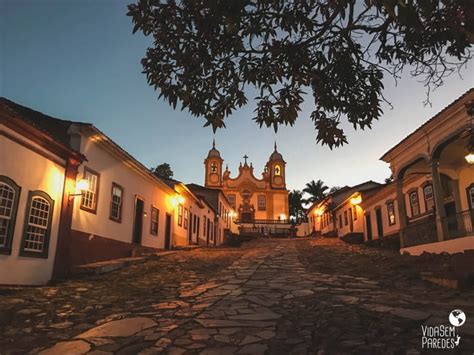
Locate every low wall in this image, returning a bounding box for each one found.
[400,236,474,256]
[69,229,132,266]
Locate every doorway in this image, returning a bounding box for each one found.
[365,213,373,241]
[132,197,144,244]
[165,213,172,249]
[188,212,194,244]
[375,208,384,238]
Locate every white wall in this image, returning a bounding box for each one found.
[0,128,65,285]
[335,203,364,237]
[400,236,474,256]
[72,135,175,250]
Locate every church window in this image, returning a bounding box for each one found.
[227,194,236,209]
[210,162,218,173]
[242,190,251,201]
[274,165,281,176]
[258,195,266,211]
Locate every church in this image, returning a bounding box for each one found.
[204,141,289,223]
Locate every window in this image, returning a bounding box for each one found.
[344,211,348,226]
[110,183,123,222]
[353,206,358,221]
[81,167,100,213]
[423,184,434,212]
[274,164,281,176]
[150,206,159,236]
[184,208,189,229]
[203,215,207,236]
[0,176,21,254]
[20,191,54,258]
[178,204,183,226]
[210,162,218,173]
[409,190,420,217]
[339,214,342,228]
[227,194,236,209]
[242,190,251,201]
[387,201,396,226]
[468,184,474,210]
[258,195,266,211]
[210,221,214,240]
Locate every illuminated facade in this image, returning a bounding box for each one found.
[204,141,289,223]
[307,89,474,255]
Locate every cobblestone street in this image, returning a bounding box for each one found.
[1,238,474,354]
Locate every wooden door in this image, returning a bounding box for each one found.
[164,213,171,249]
[132,197,144,244]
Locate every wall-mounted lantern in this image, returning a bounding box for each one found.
[69,178,89,198]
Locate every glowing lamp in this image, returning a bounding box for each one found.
[69,178,90,201]
[350,195,362,205]
[315,208,324,216]
[280,213,286,220]
[465,134,474,164]
[178,196,185,204]
[465,152,474,164]
[76,178,90,192]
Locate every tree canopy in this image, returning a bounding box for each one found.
[303,179,329,204]
[289,190,306,219]
[150,163,174,179]
[128,0,473,147]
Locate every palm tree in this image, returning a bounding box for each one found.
[303,179,329,205]
[289,190,306,220]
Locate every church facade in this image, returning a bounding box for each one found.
[204,142,289,223]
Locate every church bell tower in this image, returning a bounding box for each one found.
[204,139,223,188]
[266,143,286,189]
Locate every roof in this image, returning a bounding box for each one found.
[380,87,474,161]
[1,97,175,194]
[268,142,284,162]
[0,97,91,147]
[306,180,381,213]
[160,177,182,190]
[186,183,223,212]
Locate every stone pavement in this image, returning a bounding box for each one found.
[6,239,474,354]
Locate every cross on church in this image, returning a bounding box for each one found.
[243,154,249,165]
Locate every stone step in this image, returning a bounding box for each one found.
[420,271,472,289]
[71,257,147,275]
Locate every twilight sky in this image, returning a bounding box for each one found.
[1,0,473,192]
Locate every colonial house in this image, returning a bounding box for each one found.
[0,98,189,284]
[377,88,474,255]
[67,124,178,266]
[161,178,220,246]
[333,184,384,241]
[307,181,381,237]
[0,98,85,285]
[187,183,238,243]
[308,89,474,256]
